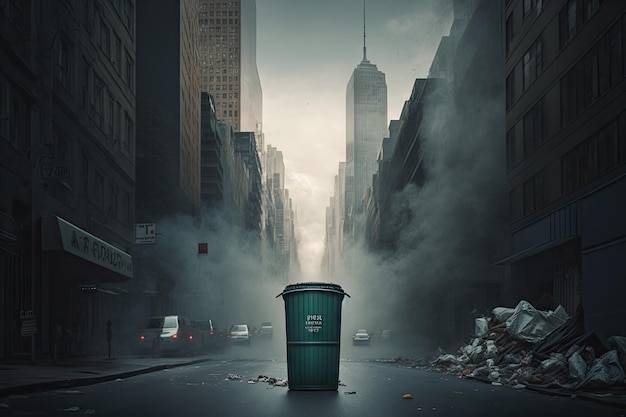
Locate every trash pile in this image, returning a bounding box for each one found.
[428,300,626,392]
[248,375,288,387]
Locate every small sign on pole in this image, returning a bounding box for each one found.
[198,242,208,255]
[135,223,156,244]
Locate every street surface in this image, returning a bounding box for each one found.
[0,337,624,417]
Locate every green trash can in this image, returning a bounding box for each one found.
[277,282,350,390]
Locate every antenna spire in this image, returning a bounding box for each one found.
[362,0,367,61]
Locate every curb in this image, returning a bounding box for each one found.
[0,358,211,399]
[468,375,626,410]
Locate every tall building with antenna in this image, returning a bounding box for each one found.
[345,2,388,239]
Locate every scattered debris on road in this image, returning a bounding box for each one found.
[402,393,413,399]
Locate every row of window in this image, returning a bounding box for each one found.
[206,2,239,9]
[517,111,626,218]
[562,112,626,194]
[80,59,134,158]
[559,0,605,49]
[561,15,625,126]
[0,79,28,153]
[506,13,626,169]
[200,18,239,26]
[506,0,603,58]
[48,124,132,227]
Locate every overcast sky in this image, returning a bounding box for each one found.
[256,0,454,280]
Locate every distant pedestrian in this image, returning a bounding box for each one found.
[106,320,112,360]
[73,322,83,355]
[51,323,62,363]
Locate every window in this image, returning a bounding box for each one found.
[5,88,27,152]
[8,0,24,29]
[506,127,518,169]
[108,94,115,137]
[583,0,601,22]
[523,98,545,156]
[56,38,72,90]
[523,37,543,90]
[81,148,90,198]
[95,171,105,207]
[0,80,7,142]
[124,111,133,154]
[93,73,105,129]
[124,50,134,88]
[121,191,131,226]
[609,21,623,86]
[523,0,544,21]
[115,35,122,72]
[506,71,515,110]
[80,57,90,108]
[597,120,619,174]
[506,13,515,56]
[124,0,134,33]
[559,0,578,49]
[108,182,118,219]
[523,172,548,215]
[116,101,122,142]
[100,21,110,57]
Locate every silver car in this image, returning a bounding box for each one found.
[228,324,251,345]
[352,329,371,345]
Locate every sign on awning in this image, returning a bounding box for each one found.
[43,216,133,279]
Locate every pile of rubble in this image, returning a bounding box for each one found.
[427,301,626,392]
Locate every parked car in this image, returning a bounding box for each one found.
[352,329,371,345]
[138,315,199,356]
[136,317,164,355]
[258,322,273,338]
[380,329,393,342]
[194,319,225,351]
[227,324,251,345]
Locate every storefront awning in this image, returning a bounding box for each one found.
[42,216,133,280]
[493,236,578,266]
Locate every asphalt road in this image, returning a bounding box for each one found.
[0,339,624,417]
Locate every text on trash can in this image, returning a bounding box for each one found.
[305,314,323,333]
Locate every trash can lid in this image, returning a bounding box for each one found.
[277,282,350,297]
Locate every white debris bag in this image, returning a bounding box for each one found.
[475,317,489,337]
[504,300,569,343]
[579,350,625,389]
[568,351,587,381]
[492,307,516,324]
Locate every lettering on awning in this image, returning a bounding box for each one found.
[57,217,133,278]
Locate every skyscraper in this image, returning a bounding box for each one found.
[345,6,388,235]
[198,0,263,150]
[136,0,201,218]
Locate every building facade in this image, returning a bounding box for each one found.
[500,0,626,339]
[0,0,136,359]
[198,0,263,159]
[135,0,200,314]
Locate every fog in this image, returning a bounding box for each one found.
[333,46,507,352]
[134,207,286,338]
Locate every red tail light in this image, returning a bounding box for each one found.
[172,334,178,339]
[140,335,145,340]
[189,334,193,340]
[210,331,214,336]
[226,333,231,338]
